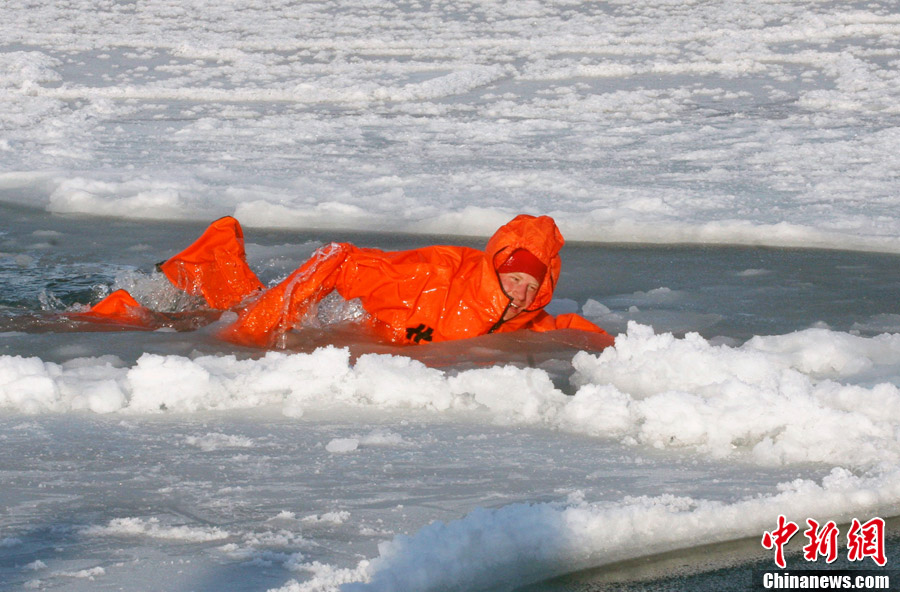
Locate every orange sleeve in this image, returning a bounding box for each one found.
[220,243,351,347]
[76,289,154,327]
[222,243,479,347]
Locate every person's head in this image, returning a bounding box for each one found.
[497,248,547,320]
[486,215,564,320]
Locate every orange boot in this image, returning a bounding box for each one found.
[158,216,263,309]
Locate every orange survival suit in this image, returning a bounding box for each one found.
[87,215,614,349]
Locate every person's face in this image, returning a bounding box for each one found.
[499,271,541,321]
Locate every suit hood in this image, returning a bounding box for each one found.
[485,214,564,311]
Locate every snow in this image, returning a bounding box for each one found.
[4,323,900,470]
[83,518,231,543]
[4,1,900,250]
[3,0,900,590]
[4,321,900,590]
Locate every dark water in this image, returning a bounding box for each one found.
[560,242,900,342]
[3,201,900,344]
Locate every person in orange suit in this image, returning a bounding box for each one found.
[86,214,614,350]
